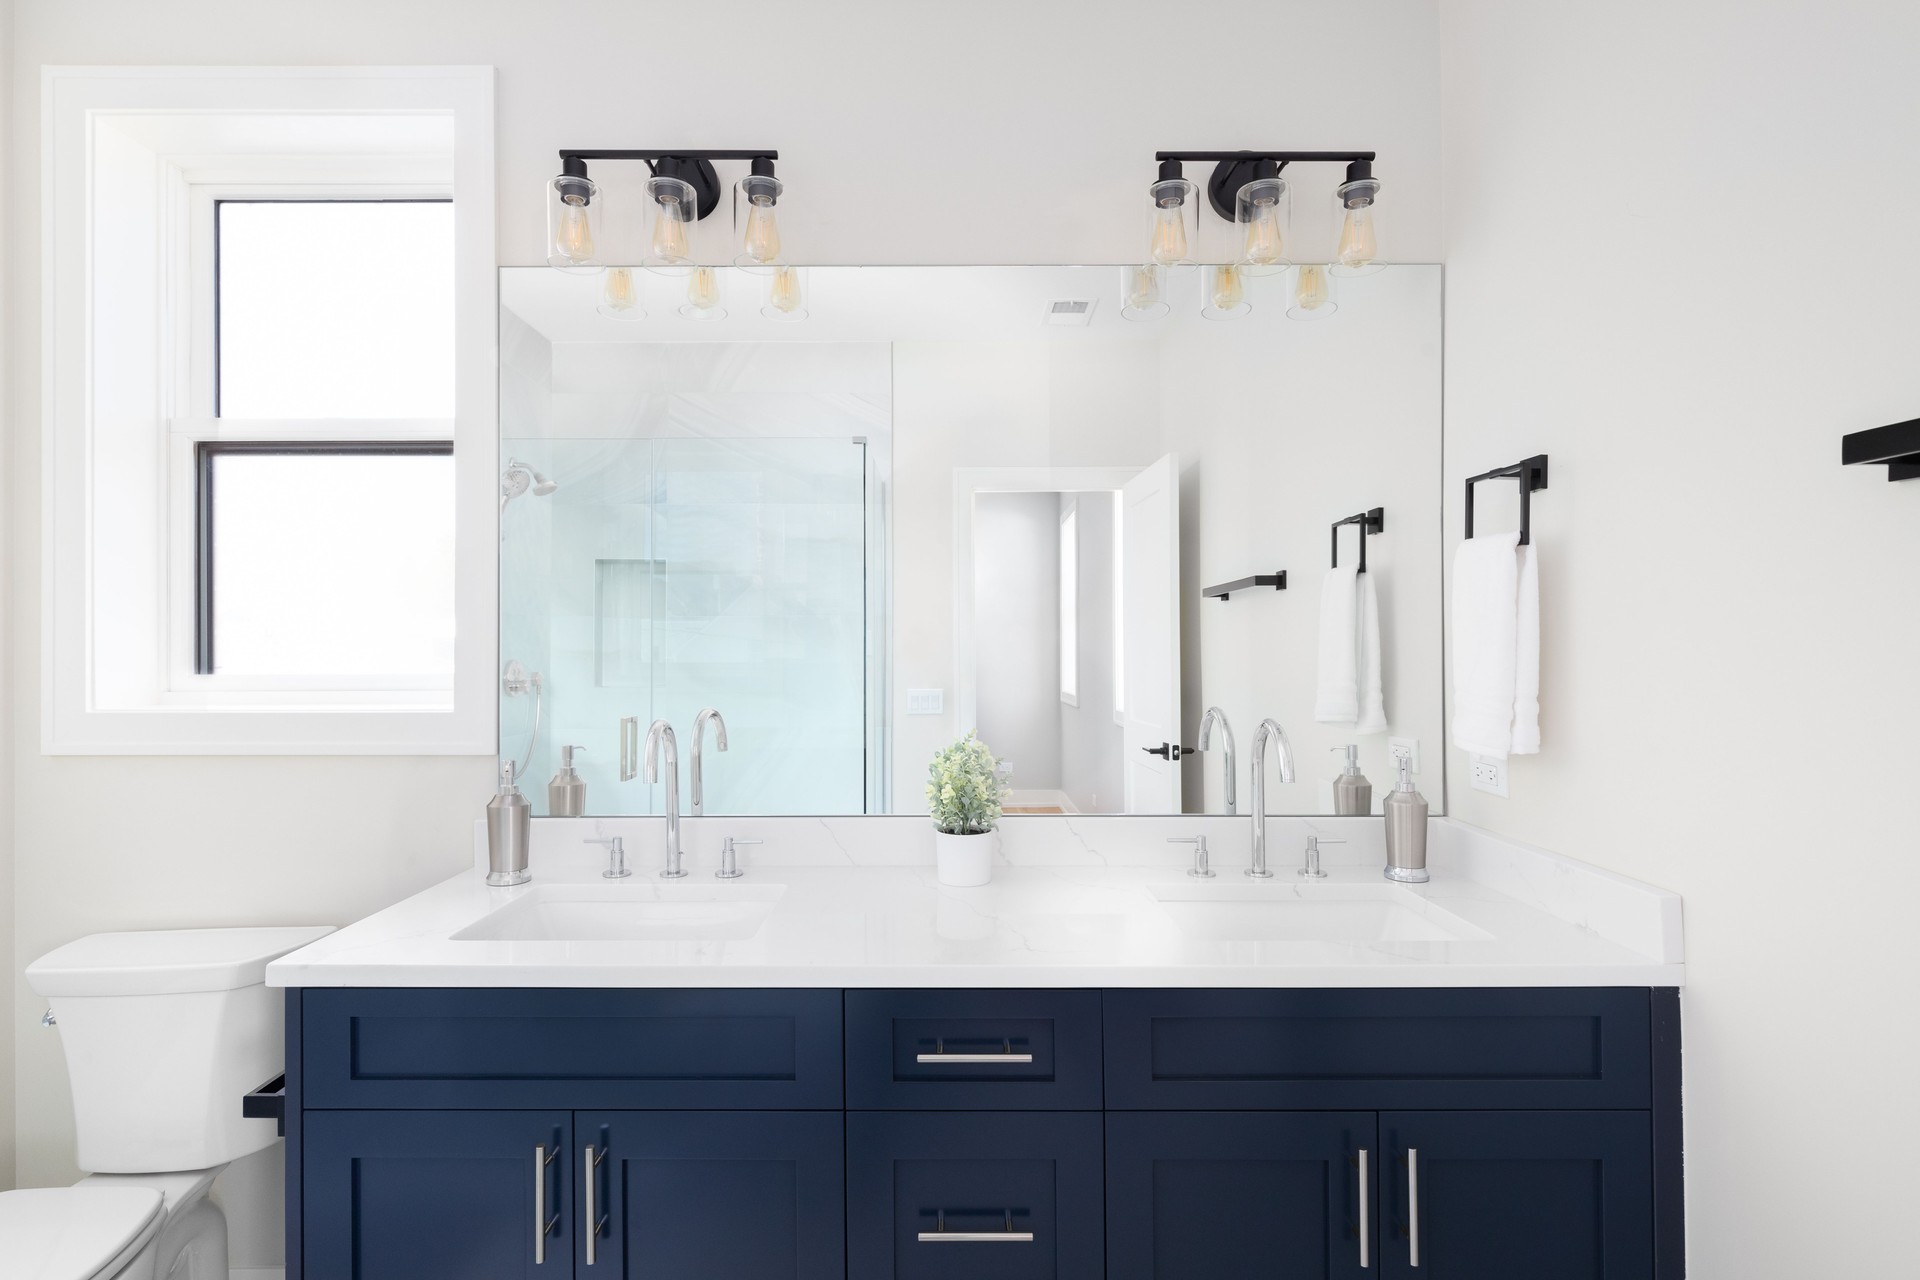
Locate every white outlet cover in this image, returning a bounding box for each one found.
[1389,737,1421,774]
[906,688,944,715]
[1470,753,1510,797]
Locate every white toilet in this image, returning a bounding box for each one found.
[4,926,333,1280]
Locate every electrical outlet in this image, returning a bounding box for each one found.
[1470,754,1510,797]
[1389,737,1420,774]
[906,688,944,715]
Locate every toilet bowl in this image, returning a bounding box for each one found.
[4,926,333,1280]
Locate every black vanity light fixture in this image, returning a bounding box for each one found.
[1131,149,1382,323]
[1842,417,1920,482]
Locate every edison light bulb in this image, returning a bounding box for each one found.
[651,198,691,263]
[1150,199,1189,267]
[1125,264,1161,311]
[1338,203,1377,268]
[767,265,804,314]
[1242,198,1285,267]
[555,199,594,264]
[1209,265,1245,312]
[1295,264,1330,312]
[601,267,638,314]
[686,266,722,312]
[743,199,782,264]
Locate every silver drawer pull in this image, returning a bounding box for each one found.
[915,1037,1034,1065]
[533,1144,559,1265]
[584,1144,607,1265]
[1357,1148,1370,1269]
[1407,1147,1420,1267]
[918,1211,1034,1243]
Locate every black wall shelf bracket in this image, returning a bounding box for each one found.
[1465,454,1551,544]
[1331,509,1385,573]
[1203,572,1287,601]
[1842,418,1920,482]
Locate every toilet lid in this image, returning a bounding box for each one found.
[0,1186,164,1280]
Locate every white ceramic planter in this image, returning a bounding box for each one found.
[933,829,993,887]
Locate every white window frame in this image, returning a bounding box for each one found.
[43,66,497,753]
[1059,500,1079,707]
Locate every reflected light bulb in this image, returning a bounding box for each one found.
[744,199,782,264]
[1150,199,1188,266]
[1210,266,1245,312]
[601,267,639,313]
[768,266,804,313]
[686,266,722,312]
[1295,264,1331,311]
[555,199,594,263]
[1338,203,1377,268]
[1125,264,1161,311]
[1242,199,1285,266]
[651,198,691,263]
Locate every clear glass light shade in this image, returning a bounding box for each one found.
[596,266,645,320]
[1200,264,1251,321]
[644,175,699,276]
[1147,178,1199,269]
[1331,177,1384,277]
[734,175,786,273]
[1119,264,1169,321]
[1287,263,1339,321]
[546,175,603,274]
[1234,176,1291,275]
[760,265,808,321]
[679,265,728,320]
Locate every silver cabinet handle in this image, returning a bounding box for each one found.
[584,1144,608,1265]
[1407,1147,1420,1267]
[915,1037,1034,1064]
[533,1144,559,1265]
[917,1211,1033,1242]
[619,717,639,782]
[1357,1148,1370,1269]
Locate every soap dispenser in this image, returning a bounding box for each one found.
[485,761,532,886]
[1382,756,1430,883]
[1330,745,1372,816]
[548,745,587,818]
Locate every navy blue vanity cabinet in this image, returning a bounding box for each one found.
[845,988,1103,1109]
[848,1111,1105,1280]
[1378,1111,1654,1278]
[304,1109,574,1279]
[1105,1112,1377,1279]
[576,1111,844,1280]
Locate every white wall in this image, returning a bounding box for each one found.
[1437,3,1920,1274]
[972,493,1063,790]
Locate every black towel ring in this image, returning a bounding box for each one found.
[1330,508,1384,573]
[1464,455,1550,545]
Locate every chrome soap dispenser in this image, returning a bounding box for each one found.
[1330,745,1372,816]
[1382,756,1429,883]
[548,745,587,818]
[485,761,532,886]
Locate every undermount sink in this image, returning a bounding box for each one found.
[453,883,786,943]
[1148,882,1491,944]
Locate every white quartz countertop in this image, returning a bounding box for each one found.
[267,817,1683,989]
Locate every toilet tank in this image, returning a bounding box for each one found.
[26,926,334,1173]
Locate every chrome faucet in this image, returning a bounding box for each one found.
[691,707,728,815]
[643,720,687,878]
[1247,718,1297,878]
[1197,706,1237,814]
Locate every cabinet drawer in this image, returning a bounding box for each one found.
[302,988,842,1110]
[848,1111,1103,1280]
[1105,987,1651,1110]
[846,989,1102,1109]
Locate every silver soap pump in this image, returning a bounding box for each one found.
[485,760,532,886]
[548,745,587,818]
[1382,756,1430,883]
[1330,745,1372,816]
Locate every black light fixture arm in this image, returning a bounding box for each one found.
[1158,150,1379,220]
[554,149,780,222]
[1155,150,1376,165]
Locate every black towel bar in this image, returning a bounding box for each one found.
[243,1073,286,1136]
[1202,572,1286,600]
[1465,454,1550,544]
[1331,509,1384,573]
[1842,418,1920,481]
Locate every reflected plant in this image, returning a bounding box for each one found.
[926,732,1003,835]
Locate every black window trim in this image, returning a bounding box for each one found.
[193,440,454,677]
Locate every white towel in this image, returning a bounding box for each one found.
[1315,566,1389,732]
[1314,566,1359,724]
[1451,532,1541,758]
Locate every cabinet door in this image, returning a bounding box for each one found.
[304,1110,572,1280]
[1107,1112,1376,1280]
[1380,1111,1653,1278]
[848,1111,1104,1280]
[574,1111,843,1280]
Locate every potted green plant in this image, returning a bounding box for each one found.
[926,732,1003,886]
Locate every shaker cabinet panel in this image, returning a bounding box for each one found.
[1106,1111,1377,1280]
[1379,1111,1654,1278]
[303,1110,573,1280]
[575,1111,843,1280]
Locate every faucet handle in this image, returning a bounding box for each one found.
[1168,835,1215,878]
